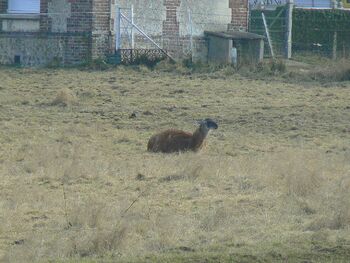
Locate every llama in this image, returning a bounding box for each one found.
[147,118,218,153]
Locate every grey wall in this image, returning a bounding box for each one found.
[178,0,230,36]
[116,0,231,38]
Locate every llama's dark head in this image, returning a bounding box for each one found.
[198,118,218,134]
[204,118,218,130]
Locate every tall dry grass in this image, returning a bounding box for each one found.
[0,66,349,262]
[2,143,350,262]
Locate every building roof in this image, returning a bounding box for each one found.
[204,31,265,40]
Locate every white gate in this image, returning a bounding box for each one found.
[114,6,174,61]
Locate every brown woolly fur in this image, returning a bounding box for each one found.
[147,119,218,153]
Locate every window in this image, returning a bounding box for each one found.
[8,0,40,14]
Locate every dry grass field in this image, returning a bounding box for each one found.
[0,62,349,262]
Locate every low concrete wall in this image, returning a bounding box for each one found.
[236,39,264,65]
[208,35,232,64]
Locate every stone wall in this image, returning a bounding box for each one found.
[0,33,90,65]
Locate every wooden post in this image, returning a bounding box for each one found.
[332,31,337,60]
[285,0,294,59]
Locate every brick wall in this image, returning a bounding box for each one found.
[0,33,91,65]
[40,0,95,33]
[91,0,113,59]
[0,0,7,13]
[162,0,181,55]
[40,0,50,32]
[0,0,115,65]
[0,0,6,31]
[68,0,93,32]
[229,0,249,31]
[64,35,91,64]
[93,0,111,32]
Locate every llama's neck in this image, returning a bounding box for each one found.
[191,127,209,151]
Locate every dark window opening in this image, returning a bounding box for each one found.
[14,55,21,64]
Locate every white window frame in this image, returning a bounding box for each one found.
[7,0,40,14]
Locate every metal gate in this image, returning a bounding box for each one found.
[114,6,174,64]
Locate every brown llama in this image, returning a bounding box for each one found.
[147,118,218,153]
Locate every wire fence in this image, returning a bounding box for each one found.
[249,6,350,59]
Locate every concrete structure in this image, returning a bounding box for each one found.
[0,0,250,65]
[205,31,264,66]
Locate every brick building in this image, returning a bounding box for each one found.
[0,0,248,65]
[0,0,113,65]
[118,0,249,61]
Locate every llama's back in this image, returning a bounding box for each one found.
[147,129,193,153]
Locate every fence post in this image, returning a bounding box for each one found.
[115,6,121,51]
[131,5,135,49]
[188,8,193,61]
[285,0,294,59]
[332,31,337,60]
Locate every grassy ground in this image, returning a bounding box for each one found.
[0,64,349,262]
